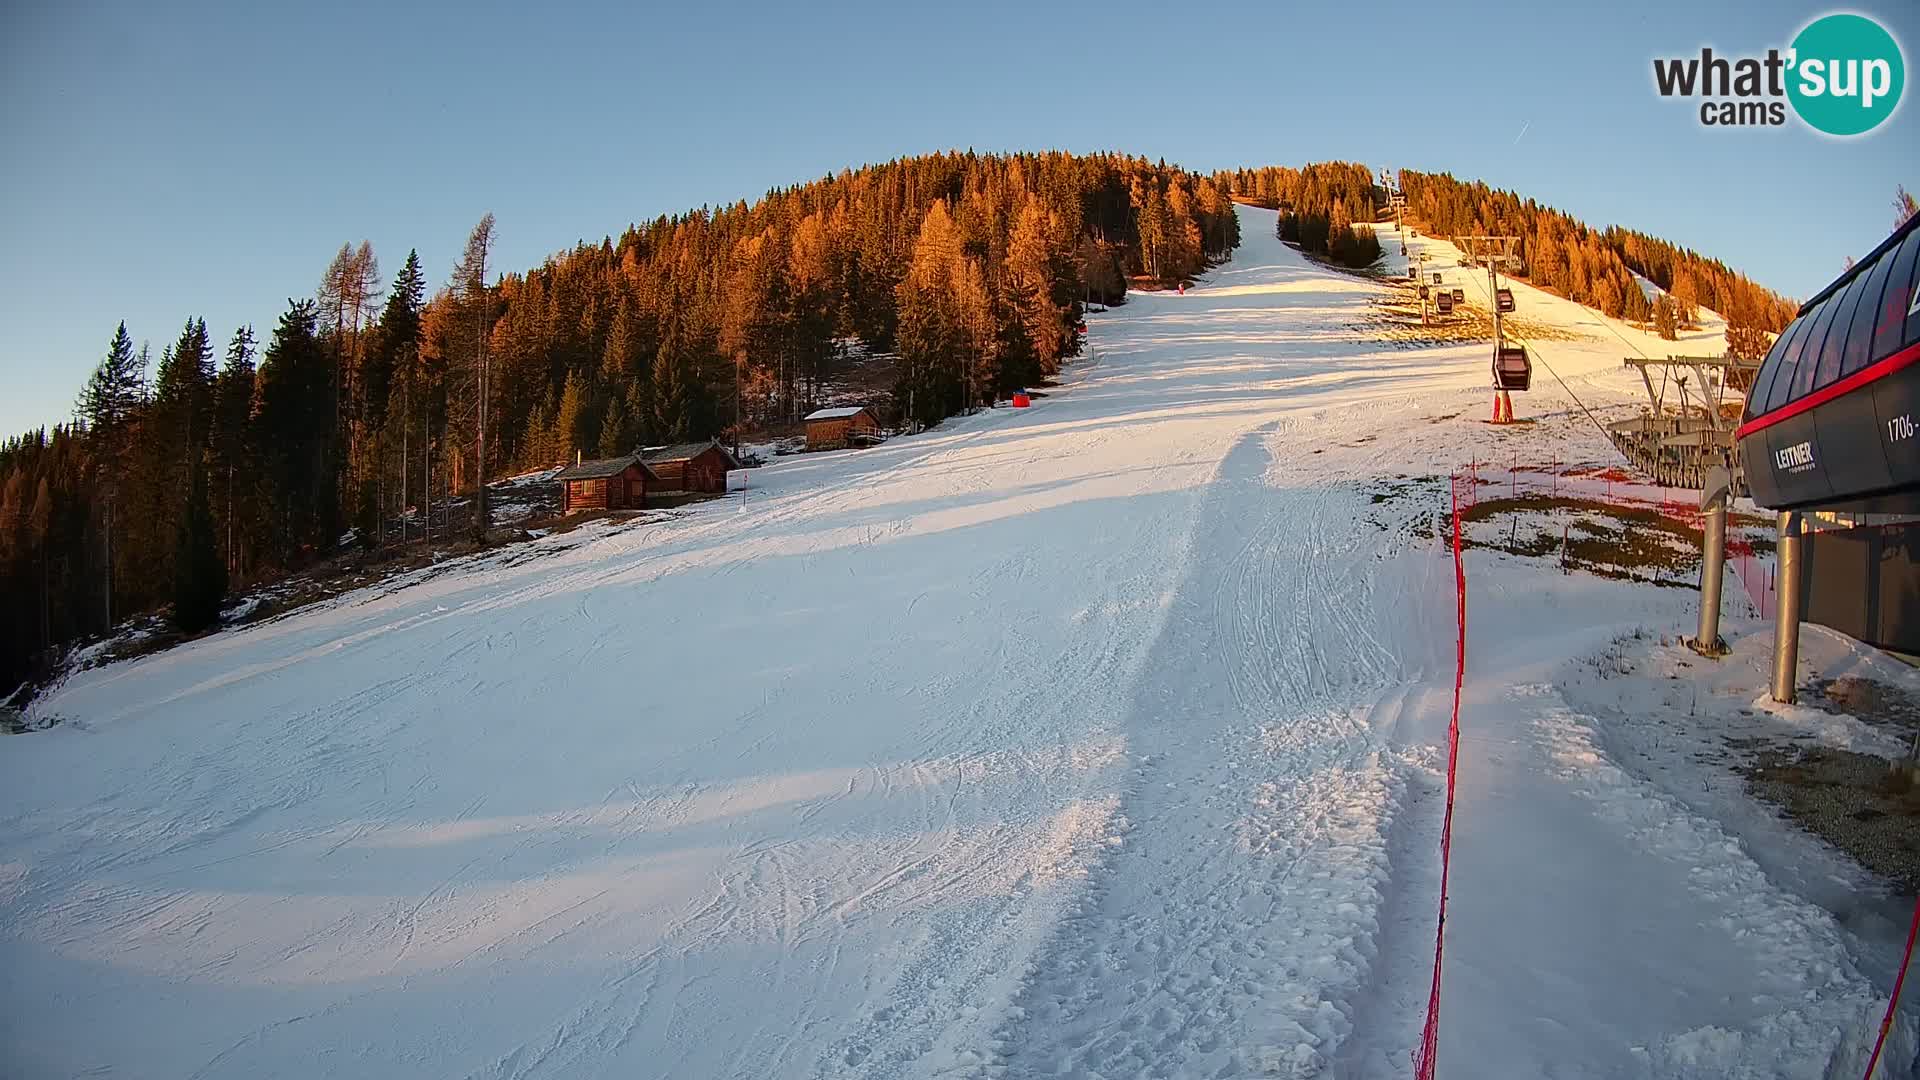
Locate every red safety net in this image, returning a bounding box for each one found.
[1414,473,1467,1078]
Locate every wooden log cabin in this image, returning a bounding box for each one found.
[640,441,741,494]
[555,454,658,514]
[803,406,880,451]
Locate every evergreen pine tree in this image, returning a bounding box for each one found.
[553,370,588,461]
[787,213,842,407]
[1164,183,1202,280]
[0,468,24,568]
[28,475,51,647]
[520,390,556,469]
[450,214,496,542]
[1137,184,1168,280]
[597,395,630,458]
[255,300,335,562]
[894,278,956,427]
[651,324,697,443]
[78,322,144,437]
[127,319,215,590]
[1006,200,1072,379]
[77,322,146,629]
[365,250,424,434]
[152,318,214,455]
[170,465,225,634]
[1654,295,1679,340]
[210,326,257,579]
[624,381,653,447]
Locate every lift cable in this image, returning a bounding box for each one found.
[1504,327,1614,445]
[1456,261,1616,445]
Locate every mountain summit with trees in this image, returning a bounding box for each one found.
[0,152,1802,692]
[1391,170,1797,352]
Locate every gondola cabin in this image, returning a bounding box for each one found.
[1736,213,1920,652]
[1493,345,1532,391]
[1418,284,1430,299]
[1430,272,1443,284]
[1495,288,1516,313]
[555,454,658,514]
[1738,213,1920,515]
[1436,294,1455,315]
[1451,287,1465,303]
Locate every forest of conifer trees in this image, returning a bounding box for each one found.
[0,153,1809,694]
[0,151,1240,690]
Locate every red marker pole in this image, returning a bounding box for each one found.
[1861,895,1920,1080]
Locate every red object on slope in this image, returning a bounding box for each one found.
[1415,473,1468,1079]
[1861,893,1920,1079]
[1011,393,1031,408]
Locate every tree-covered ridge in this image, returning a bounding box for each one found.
[1396,169,1798,342]
[0,150,1240,689]
[487,150,1238,450]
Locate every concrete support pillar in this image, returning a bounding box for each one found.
[1771,511,1805,704]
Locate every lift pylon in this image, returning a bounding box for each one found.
[1457,235,1526,424]
[1379,168,1411,258]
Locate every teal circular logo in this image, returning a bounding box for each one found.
[1788,13,1905,136]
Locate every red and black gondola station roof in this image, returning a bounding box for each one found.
[1737,214,1920,513]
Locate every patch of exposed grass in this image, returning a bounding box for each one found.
[1355,291,1592,349]
[1745,746,1920,890]
[1366,474,1445,506]
[1456,492,1777,588]
[1803,676,1920,739]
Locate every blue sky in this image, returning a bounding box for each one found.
[2,0,1915,436]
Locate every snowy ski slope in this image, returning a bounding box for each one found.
[0,206,1904,1079]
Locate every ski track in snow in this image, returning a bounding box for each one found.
[0,208,1905,1079]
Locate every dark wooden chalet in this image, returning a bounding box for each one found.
[803,406,881,451]
[555,454,658,514]
[641,441,741,494]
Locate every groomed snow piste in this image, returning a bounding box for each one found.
[1,207,1909,1079]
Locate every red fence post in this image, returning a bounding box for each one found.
[1417,468,1470,1080]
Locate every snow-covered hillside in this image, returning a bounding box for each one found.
[1,207,1909,1079]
